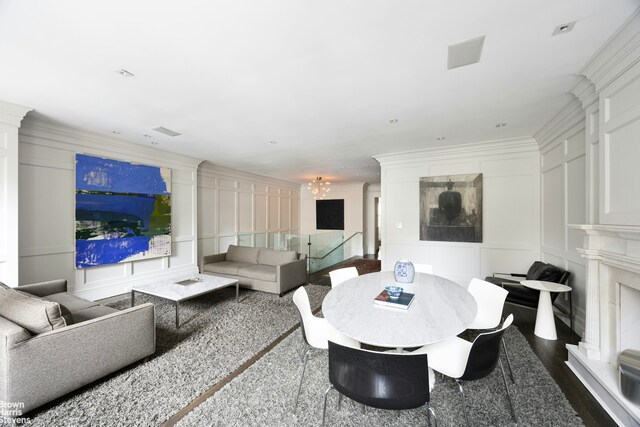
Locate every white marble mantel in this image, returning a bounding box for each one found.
[568,224,640,427]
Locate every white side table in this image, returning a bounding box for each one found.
[521,280,571,340]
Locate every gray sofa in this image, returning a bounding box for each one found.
[0,279,155,414]
[201,245,307,295]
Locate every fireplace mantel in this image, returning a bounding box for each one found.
[567,224,640,426]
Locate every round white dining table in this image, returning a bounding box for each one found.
[322,271,478,348]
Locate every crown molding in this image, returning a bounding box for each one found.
[19,115,202,170]
[0,100,32,128]
[578,7,640,93]
[199,161,300,190]
[373,137,538,166]
[533,97,585,150]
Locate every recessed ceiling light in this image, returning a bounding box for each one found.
[496,123,507,128]
[111,130,121,134]
[436,136,446,140]
[552,21,576,36]
[269,140,278,144]
[143,134,152,138]
[116,69,134,77]
[389,119,399,124]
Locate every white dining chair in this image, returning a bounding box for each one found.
[329,266,358,288]
[414,263,434,274]
[292,286,360,410]
[412,315,517,426]
[466,278,515,383]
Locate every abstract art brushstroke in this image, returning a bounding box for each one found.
[75,154,172,268]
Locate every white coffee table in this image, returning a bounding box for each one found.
[521,280,571,340]
[131,274,239,328]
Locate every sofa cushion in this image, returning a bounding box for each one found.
[257,248,298,267]
[226,245,259,264]
[237,265,277,282]
[0,288,67,334]
[44,292,99,318]
[63,305,119,325]
[203,261,254,276]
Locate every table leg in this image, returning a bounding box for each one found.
[534,290,557,340]
[175,301,180,329]
[236,282,239,303]
[131,291,135,307]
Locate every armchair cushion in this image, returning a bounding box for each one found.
[0,288,67,334]
[525,261,565,282]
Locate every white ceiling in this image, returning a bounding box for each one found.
[0,0,638,184]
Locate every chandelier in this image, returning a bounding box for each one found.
[307,177,331,199]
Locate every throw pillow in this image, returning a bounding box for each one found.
[0,288,66,334]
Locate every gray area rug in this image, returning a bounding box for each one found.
[26,284,329,427]
[177,326,584,427]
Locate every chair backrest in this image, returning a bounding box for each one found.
[329,267,358,288]
[525,261,571,302]
[467,278,508,329]
[293,286,314,345]
[460,314,513,381]
[413,263,433,274]
[328,341,430,410]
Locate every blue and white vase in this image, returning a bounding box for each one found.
[394,259,415,283]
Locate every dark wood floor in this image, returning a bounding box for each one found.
[506,303,616,427]
[318,257,617,427]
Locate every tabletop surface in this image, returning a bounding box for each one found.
[322,271,477,348]
[132,274,237,302]
[520,280,571,293]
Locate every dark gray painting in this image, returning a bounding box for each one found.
[419,173,482,243]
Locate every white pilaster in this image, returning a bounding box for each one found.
[0,100,31,286]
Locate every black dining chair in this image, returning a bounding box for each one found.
[322,341,436,426]
[412,314,517,426]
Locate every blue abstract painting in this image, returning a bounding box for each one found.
[75,154,172,268]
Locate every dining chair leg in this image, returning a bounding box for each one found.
[499,359,518,423]
[425,402,437,427]
[455,380,469,427]
[294,349,312,410]
[322,385,334,427]
[337,393,343,410]
[501,338,515,383]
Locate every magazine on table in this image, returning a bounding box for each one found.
[373,289,415,310]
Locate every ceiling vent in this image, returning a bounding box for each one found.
[153,126,182,137]
[447,35,485,70]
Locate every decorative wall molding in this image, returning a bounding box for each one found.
[0,100,32,128]
[374,137,538,166]
[199,161,300,191]
[534,98,585,150]
[579,8,640,93]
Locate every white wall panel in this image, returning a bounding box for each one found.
[218,190,236,234]
[238,192,253,232]
[169,241,194,268]
[255,194,267,232]
[543,166,564,250]
[268,195,279,230]
[171,182,195,238]
[483,175,534,246]
[197,163,300,263]
[376,139,540,284]
[132,258,164,275]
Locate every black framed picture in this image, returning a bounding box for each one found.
[316,199,344,230]
[419,173,482,242]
